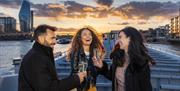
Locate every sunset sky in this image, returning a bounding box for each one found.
[0,0,179,33]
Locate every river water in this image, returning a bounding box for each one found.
[0,41,180,69]
[0,40,70,68]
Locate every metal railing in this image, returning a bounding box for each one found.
[145,43,180,60]
[54,51,68,61]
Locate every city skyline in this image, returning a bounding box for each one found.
[0,0,180,33]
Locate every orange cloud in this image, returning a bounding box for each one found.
[110,10,129,19]
[1,0,178,33]
[48,4,65,9]
[83,7,95,12]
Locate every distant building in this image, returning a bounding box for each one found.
[0,17,16,33]
[19,0,33,33]
[31,10,34,32]
[0,24,4,33]
[141,28,153,37]
[140,25,170,42]
[170,16,180,38]
[110,30,120,40]
[155,25,170,38]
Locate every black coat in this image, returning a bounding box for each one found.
[101,58,152,91]
[70,50,107,91]
[18,42,80,91]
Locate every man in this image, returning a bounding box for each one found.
[18,24,86,91]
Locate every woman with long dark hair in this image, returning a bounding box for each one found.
[93,27,154,91]
[67,27,106,91]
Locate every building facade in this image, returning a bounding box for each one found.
[0,17,16,33]
[19,0,33,33]
[170,16,180,38]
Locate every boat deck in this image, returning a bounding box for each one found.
[55,47,180,91]
[0,39,180,91]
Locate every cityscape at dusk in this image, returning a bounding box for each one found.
[0,0,179,33]
[1,0,180,91]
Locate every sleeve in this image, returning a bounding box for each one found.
[23,55,80,91]
[138,66,152,91]
[96,61,113,81]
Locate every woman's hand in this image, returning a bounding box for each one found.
[77,71,87,83]
[92,56,103,68]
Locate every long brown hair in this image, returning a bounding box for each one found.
[67,27,105,61]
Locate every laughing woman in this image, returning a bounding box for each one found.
[93,27,154,91]
[67,27,106,91]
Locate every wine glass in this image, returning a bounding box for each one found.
[78,61,88,72]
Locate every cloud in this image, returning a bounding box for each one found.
[108,22,130,25]
[57,27,78,33]
[0,0,22,8]
[32,4,65,17]
[65,1,89,13]
[95,0,114,7]
[137,21,147,25]
[0,13,8,17]
[113,1,179,19]
[0,0,179,21]
[32,1,111,19]
[32,1,96,19]
[63,1,111,19]
[83,7,96,12]
[120,22,130,25]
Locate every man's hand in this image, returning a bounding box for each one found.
[77,71,87,83]
[92,56,103,68]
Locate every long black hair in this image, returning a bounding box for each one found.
[110,27,155,70]
[110,43,125,67]
[123,27,154,65]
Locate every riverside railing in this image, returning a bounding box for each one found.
[145,43,180,60]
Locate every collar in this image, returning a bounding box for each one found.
[33,42,53,57]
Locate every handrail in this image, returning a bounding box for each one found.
[54,51,68,61]
[145,43,180,60]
